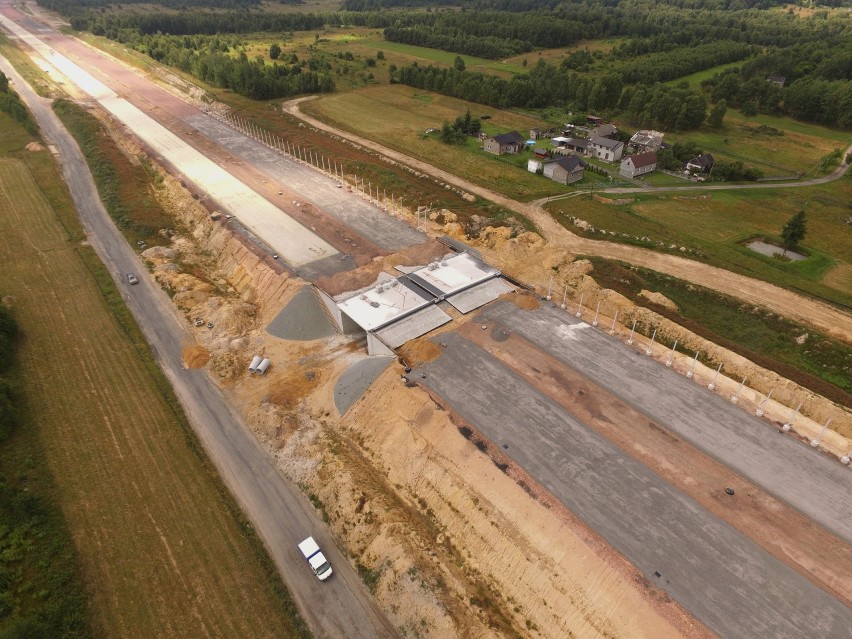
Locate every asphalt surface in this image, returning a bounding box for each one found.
[0,48,398,639]
[266,285,337,341]
[334,356,394,415]
[479,301,852,543]
[416,330,851,639]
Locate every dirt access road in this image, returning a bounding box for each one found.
[285,98,852,343]
[0,42,398,639]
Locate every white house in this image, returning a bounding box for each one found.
[588,137,624,162]
[544,156,584,184]
[619,151,658,179]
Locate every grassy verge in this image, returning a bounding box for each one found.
[585,257,852,405]
[52,99,172,248]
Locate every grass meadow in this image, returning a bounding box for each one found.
[550,179,852,308]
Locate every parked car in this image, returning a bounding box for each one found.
[126,273,139,285]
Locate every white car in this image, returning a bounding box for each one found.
[126,273,139,285]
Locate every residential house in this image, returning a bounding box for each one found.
[588,137,624,162]
[766,75,786,87]
[587,114,605,126]
[619,151,658,179]
[530,128,543,140]
[483,131,525,155]
[544,156,584,185]
[590,123,618,139]
[686,153,715,173]
[628,130,664,153]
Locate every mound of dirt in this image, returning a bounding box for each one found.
[182,345,210,368]
[398,338,442,367]
[268,369,324,409]
[504,291,540,310]
[639,289,679,312]
[189,297,257,336]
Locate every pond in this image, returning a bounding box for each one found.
[746,239,807,261]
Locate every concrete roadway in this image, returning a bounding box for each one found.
[417,330,851,639]
[0,53,398,639]
[184,114,425,253]
[478,301,852,543]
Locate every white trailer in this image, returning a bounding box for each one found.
[298,536,333,581]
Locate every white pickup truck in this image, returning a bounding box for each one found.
[298,536,333,581]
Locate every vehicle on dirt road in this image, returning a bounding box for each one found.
[126,273,139,285]
[298,537,332,581]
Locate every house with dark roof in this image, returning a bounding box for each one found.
[544,156,584,185]
[588,137,624,162]
[620,151,658,179]
[483,131,525,155]
[686,153,715,173]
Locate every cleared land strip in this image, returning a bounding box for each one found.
[455,319,852,607]
[479,301,852,542]
[285,98,852,343]
[0,157,301,637]
[0,13,337,269]
[416,332,851,639]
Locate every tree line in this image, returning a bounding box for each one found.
[396,61,712,131]
[51,0,852,128]
[0,72,38,135]
[108,32,333,100]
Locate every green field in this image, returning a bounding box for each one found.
[302,84,583,201]
[550,180,852,308]
[668,59,751,90]
[0,112,310,637]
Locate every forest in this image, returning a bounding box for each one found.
[40,0,852,127]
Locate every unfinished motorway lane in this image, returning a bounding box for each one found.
[416,302,852,639]
[0,33,398,639]
[0,4,424,281]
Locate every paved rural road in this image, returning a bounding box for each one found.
[286,98,852,343]
[0,51,398,639]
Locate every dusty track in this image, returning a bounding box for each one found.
[284,98,852,343]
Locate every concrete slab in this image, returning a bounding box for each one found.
[100,98,337,269]
[184,115,425,252]
[417,334,851,639]
[0,16,338,271]
[334,356,394,415]
[479,301,852,543]
[267,286,337,341]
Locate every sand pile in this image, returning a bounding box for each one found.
[397,338,443,367]
[182,345,210,368]
[639,289,679,311]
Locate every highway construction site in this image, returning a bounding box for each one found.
[3,7,851,638]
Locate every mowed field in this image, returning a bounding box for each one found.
[301,84,560,200]
[0,131,306,636]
